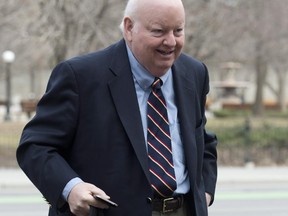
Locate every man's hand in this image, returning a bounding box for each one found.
[67,182,110,216]
[205,192,212,207]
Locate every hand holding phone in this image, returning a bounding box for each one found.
[94,195,118,207]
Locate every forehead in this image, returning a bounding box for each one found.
[138,2,185,27]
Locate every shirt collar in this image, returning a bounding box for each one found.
[126,44,171,91]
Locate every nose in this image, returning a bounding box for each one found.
[163,31,176,47]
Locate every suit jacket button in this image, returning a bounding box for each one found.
[147,197,152,203]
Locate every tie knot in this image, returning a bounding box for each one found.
[151,77,163,90]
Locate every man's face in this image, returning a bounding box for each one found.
[125,1,185,77]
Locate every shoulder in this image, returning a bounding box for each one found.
[174,53,208,81]
[174,53,210,92]
[176,53,206,71]
[65,39,126,70]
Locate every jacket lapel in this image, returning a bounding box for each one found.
[107,41,199,185]
[172,60,198,182]
[107,40,150,182]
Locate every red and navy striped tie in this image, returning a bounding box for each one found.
[147,77,176,197]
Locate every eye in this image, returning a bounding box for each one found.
[151,29,164,37]
[174,28,184,36]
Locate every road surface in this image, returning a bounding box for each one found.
[1,167,288,215]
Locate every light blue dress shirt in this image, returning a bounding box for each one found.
[62,46,190,201]
[126,46,189,195]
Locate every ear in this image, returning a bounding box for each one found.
[123,16,134,41]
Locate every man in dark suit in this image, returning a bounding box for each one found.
[17,0,217,215]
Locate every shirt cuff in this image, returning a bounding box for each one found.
[62,177,83,201]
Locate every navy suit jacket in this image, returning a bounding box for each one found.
[17,39,217,216]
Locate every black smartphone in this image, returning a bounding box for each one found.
[94,195,118,207]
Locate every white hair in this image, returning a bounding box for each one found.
[119,0,184,33]
[119,0,141,33]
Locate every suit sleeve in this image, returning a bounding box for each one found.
[202,63,218,205]
[203,130,217,205]
[16,61,80,209]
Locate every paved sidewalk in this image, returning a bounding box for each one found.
[217,166,288,183]
[0,166,288,188]
[0,168,33,188]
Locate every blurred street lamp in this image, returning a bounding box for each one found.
[2,50,15,121]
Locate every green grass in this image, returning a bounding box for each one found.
[206,116,288,147]
[0,122,25,147]
[1,116,288,167]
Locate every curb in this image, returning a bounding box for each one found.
[217,166,288,183]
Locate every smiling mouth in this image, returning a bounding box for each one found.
[157,49,174,56]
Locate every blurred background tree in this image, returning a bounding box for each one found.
[1,0,288,116]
